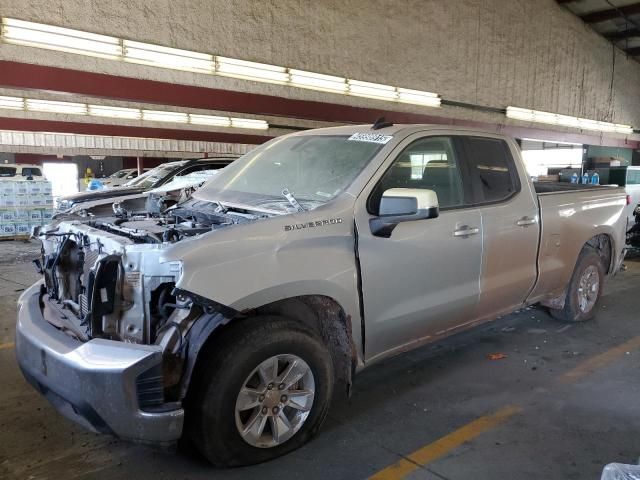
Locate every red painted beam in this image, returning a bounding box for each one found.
[0,61,637,149]
[0,61,446,124]
[0,117,271,144]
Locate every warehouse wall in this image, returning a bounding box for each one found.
[1,0,640,127]
[0,153,16,164]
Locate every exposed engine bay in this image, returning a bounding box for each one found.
[38,198,268,340]
[34,198,273,403]
[98,198,266,244]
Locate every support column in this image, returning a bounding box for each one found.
[137,156,143,175]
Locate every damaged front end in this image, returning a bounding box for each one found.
[18,204,251,444]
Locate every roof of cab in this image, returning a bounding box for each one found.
[287,123,511,139]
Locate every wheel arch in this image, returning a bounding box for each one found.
[584,232,614,275]
[539,232,614,310]
[182,295,357,403]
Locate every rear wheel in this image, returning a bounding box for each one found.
[550,247,605,323]
[186,316,334,467]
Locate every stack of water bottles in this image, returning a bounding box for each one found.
[570,171,600,185]
[0,180,54,238]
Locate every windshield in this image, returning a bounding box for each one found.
[195,135,384,212]
[124,162,186,188]
[110,170,130,179]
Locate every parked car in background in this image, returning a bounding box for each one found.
[113,168,224,217]
[603,166,640,224]
[0,163,44,180]
[100,168,150,188]
[19,124,627,466]
[54,157,237,217]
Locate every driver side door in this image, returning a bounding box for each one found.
[354,133,483,361]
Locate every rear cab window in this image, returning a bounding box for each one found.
[0,166,17,177]
[461,136,520,204]
[21,167,42,177]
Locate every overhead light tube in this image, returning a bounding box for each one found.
[124,40,214,73]
[507,106,633,135]
[26,98,88,115]
[216,56,289,83]
[1,18,122,58]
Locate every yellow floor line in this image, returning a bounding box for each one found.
[560,335,640,384]
[369,336,640,479]
[368,405,521,480]
[0,342,15,350]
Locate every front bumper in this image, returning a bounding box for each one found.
[16,282,184,446]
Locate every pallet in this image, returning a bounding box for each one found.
[0,235,31,242]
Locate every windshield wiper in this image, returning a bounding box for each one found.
[282,188,305,212]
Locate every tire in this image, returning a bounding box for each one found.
[550,247,605,323]
[186,315,334,467]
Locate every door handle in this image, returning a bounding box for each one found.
[516,216,538,227]
[453,225,480,237]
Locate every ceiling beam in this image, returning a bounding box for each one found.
[0,61,636,148]
[580,3,640,23]
[0,117,271,144]
[603,27,640,40]
[625,46,640,56]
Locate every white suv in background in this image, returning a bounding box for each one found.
[0,164,45,180]
[101,168,149,188]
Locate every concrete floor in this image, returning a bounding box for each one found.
[2,241,640,480]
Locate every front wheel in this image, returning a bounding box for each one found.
[186,316,334,467]
[550,247,605,323]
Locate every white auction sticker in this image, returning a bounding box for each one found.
[348,133,393,144]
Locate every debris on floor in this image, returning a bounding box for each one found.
[487,353,508,360]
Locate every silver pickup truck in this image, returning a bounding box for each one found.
[16,124,627,466]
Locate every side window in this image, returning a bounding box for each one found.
[22,168,41,177]
[462,137,519,204]
[176,165,204,176]
[627,169,640,185]
[369,136,466,213]
[0,167,16,177]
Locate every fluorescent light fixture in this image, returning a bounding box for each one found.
[189,114,231,127]
[142,110,189,123]
[507,106,633,135]
[0,91,270,129]
[0,18,444,109]
[289,69,347,94]
[348,80,398,100]
[1,18,122,58]
[0,95,25,110]
[26,98,87,115]
[216,56,289,83]
[397,87,441,107]
[88,104,141,119]
[124,40,214,73]
[230,118,269,130]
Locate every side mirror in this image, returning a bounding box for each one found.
[370,188,439,238]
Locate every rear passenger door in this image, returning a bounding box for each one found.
[459,135,540,319]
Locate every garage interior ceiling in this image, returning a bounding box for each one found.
[1,17,637,139]
[0,94,270,130]
[0,18,442,108]
[559,0,640,58]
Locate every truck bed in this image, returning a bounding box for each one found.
[527,184,627,305]
[533,182,612,194]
